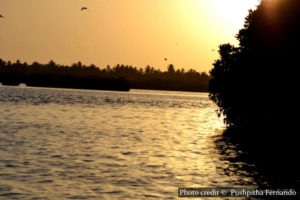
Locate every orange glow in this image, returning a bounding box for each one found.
[262,0,278,20]
[0,0,260,72]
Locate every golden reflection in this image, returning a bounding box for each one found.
[0,87,257,198]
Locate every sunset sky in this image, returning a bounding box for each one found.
[0,0,260,72]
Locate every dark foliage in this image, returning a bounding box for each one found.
[0,60,130,91]
[0,59,210,92]
[210,0,300,190]
[209,0,300,130]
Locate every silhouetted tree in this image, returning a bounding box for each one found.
[167,64,175,73]
[209,1,300,189]
[209,0,300,129]
[0,59,210,92]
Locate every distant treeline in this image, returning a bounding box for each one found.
[0,59,210,92]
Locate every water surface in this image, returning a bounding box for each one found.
[0,86,256,199]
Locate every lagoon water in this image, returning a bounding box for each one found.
[0,86,257,199]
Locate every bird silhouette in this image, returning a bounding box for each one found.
[81,7,88,11]
[164,58,168,61]
[0,14,3,18]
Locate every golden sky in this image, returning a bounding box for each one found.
[0,0,260,72]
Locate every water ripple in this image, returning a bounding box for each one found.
[0,87,256,199]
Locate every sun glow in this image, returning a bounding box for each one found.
[0,0,262,72]
[211,0,260,29]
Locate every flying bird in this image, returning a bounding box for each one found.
[81,7,88,11]
[0,14,3,18]
[164,58,168,61]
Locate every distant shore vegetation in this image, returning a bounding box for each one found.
[0,58,210,92]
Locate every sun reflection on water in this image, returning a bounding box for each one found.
[0,87,257,199]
